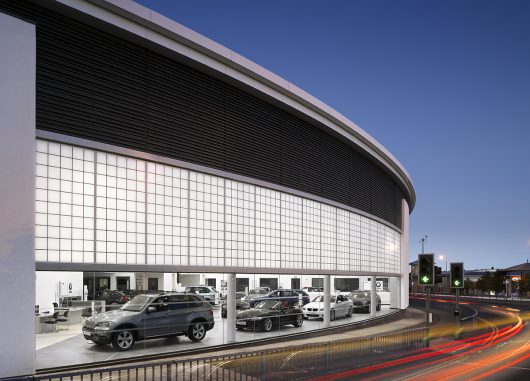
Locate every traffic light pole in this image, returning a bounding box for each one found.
[426,286,431,328]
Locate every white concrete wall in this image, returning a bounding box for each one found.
[400,199,410,309]
[0,11,36,378]
[35,271,83,312]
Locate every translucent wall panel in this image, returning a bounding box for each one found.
[226,180,255,268]
[146,163,188,266]
[36,141,95,263]
[189,173,224,267]
[302,199,320,270]
[281,194,303,269]
[255,188,281,268]
[35,140,402,273]
[321,204,336,271]
[95,152,145,265]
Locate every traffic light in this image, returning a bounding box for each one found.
[418,254,434,286]
[435,266,442,284]
[450,262,464,289]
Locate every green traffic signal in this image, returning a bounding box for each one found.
[418,254,434,286]
[450,262,464,289]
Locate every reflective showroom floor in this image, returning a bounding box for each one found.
[36,305,393,369]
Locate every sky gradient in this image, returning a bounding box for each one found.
[136,0,530,270]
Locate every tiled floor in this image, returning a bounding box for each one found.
[36,305,393,369]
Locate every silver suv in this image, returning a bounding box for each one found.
[185,286,220,305]
[82,293,214,351]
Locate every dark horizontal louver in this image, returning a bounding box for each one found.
[147,52,226,168]
[226,86,282,184]
[282,113,322,195]
[322,134,351,205]
[351,150,372,213]
[35,6,147,151]
[1,0,407,228]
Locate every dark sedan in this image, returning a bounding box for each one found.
[221,292,250,318]
[248,289,310,308]
[236,300,304,332]
[349,291,381,313]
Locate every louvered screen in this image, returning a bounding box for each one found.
[36,6,148,151]
[281,113,322,195]
[350,150,372,213]
[225,86,282,184]
[147,52,226,168]
[322,134,351,205]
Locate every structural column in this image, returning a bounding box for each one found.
[0,11,36,379]
[323,274,331,327]
[226,273,236,342]
[370,275,377,317]
[400,199,410,309]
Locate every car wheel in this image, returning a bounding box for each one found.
[188,322,207,342]
[262,318,273,332]
[293,314,304,327]
[330,310,336,321]
[112,329,135,351]
[347,307,353,317]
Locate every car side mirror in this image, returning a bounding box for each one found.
[146,306,156,314]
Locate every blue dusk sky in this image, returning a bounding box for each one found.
[136,0,530,270]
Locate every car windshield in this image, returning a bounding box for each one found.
[350,292,369,298]
[121,294,151,311]
[312,296,336,303]
[255,300,280,309]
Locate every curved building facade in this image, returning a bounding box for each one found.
[0,0,414,378]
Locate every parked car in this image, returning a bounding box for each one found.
[121,289,147,298]
[185,286,220,305]
[82,293,215,351]
[241,288,270,303]
[248,289,310,308]
[302,286,324,300]
[349,291,381,313]
[221,292,250,318]
[236,300,304,332]
[302,294,353,321]
[96,290,129,306]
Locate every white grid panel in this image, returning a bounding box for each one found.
[35,140,402,273]
[255,187,281,268]
[321,204,336,271]
[302,199,320,270]
[281,193,303,269]
[35,141,95,263]
[225,180,255,268]
[95,152,145,264]
[146,163,188,266]
[189,172,224,267]
[336,209,349,271]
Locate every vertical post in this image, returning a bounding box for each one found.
[227,273,236,343]
[0,12,36,379]
[323,275,331,328]
[426,287,431,328]
[400,200,410,310]
[370,275,377,317]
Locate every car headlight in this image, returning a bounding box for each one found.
[95,321,115,330]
